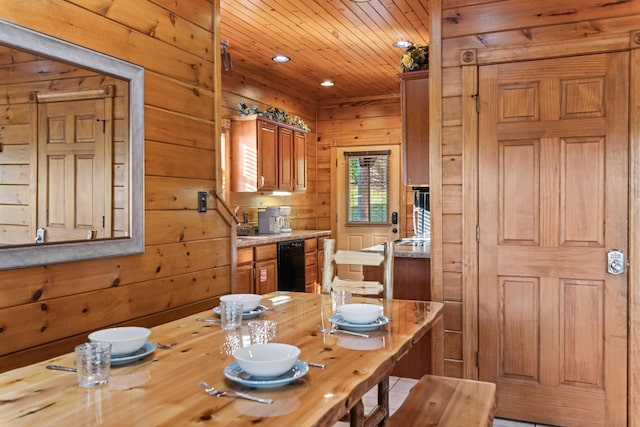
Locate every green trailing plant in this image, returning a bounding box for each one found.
[236,100,259,116]
[236,99,310,131]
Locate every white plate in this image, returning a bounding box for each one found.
[111,342,156,366]
[329,314,390,332]
[213,304,269,319]
[224,360,309,389]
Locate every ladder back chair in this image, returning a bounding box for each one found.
[321,238,395,299]
[320,238,396,424]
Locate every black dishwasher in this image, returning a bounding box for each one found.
[277,240,306,292]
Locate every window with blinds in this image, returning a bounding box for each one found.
[344,150,390,224]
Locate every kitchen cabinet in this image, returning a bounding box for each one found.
[234,244,278,295]
[254,244,278,295]
[398,70,429,186]
[304,237,318,293]
[278,127,294,191]
[293,130,306,191]
[317,236,327,289]
[230,115,307,192]
[236,247,254,294]
[255,259,277,294]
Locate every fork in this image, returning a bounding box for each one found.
[199,381,273,404]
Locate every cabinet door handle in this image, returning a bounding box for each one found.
[260,176,264,187]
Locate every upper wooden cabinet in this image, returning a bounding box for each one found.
[293,130,306,192]
[398,70,429,186]
[230,115,307,192]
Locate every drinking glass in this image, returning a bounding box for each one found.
[248,320,278,344]
[75,342,111,387]
[220,300,244,330]
[331,289,352,313]
[220,330,243,359]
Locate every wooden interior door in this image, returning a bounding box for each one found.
[334,145,400,280]
[37,98,107,242]
[478,53,628,426]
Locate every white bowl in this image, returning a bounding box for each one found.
[220,294,262,312]
[338,303,383,324]
[89,326,150,356]
[233,343,300,378]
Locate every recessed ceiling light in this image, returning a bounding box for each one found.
[272,55,290,63]
[393,40,413,48]
[320,80,335,87]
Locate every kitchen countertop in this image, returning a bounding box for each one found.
[361,238,431,259]
[235,230,331,248]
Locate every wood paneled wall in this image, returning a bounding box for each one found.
[220,74,416,237]
[221,71,320,230]
[430,0,640,388]
[0,0,231,372]
[316,95,415,239]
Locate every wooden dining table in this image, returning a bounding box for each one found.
[0,292,443,427]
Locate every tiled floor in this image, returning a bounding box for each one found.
[333,376,558,427]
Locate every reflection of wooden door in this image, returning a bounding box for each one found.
[334,145,400,279]
[37,99,107,242]
[478,53,628,426]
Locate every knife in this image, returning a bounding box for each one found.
[46,364,77,373]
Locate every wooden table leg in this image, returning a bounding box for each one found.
[349,399,365,427]
[377,376,390,426]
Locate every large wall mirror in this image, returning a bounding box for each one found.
[0,19,144,270]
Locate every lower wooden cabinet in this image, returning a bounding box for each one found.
[235,244,278,295]
[236,262,254,294]
[236,237,330,295]
[236,247,254,294]
[304,237,318,293]
[255,259,277,294]
[316,237,327,292]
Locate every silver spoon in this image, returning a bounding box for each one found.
[316,324,369,338]
[199,381,273,404]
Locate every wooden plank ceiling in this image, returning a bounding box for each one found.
[220,0,431,101]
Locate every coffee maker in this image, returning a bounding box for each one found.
[279,206,292,232]
[258,206,284,234]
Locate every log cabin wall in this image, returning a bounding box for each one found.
[316,95,415,239]
[221,73,416,237]
[0,0,232,372]
[221,71,320,229]
[429,0,640,405]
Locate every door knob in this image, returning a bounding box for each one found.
[607,250,625,275]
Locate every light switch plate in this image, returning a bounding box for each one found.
[198,191,207,213]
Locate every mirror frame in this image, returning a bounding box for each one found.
[0,19,144,270]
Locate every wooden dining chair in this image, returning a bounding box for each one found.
[321,238,395,299]
[321,238,396,424]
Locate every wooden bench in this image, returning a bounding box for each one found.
[386,375,497,427]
